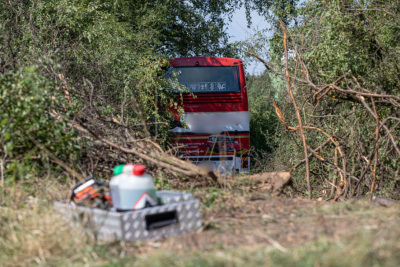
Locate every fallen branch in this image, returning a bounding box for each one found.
[331,84,400,103]
[99,138,219,184]
[263,233,288,253]
[26,134,84,179]
[291,138,359,182]
[279,20,312,199]
[51,109,221,183]
[274,99,349,185]
[241,50,271,72]
[356,95,400,156]
[313,76,344,102]
[370,98,379,201]
[290,138,331,172]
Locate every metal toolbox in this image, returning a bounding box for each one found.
[54,190,202,242]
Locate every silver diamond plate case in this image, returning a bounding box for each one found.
[54,190,201,242]
[156,190,193,204]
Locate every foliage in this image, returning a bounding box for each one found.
[0,68,79,180]
[0,0,303,181]
[1,0,200,179]
[1,0,171,179]
[6,0,399,202]
[154,0,299,58]
[241,0,400,199]
[246,72,279,171]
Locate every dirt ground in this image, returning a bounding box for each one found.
[123,188,400,256]
[2,177,400,267]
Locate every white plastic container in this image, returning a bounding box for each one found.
[109,164,133,209]
[110,164,158,211]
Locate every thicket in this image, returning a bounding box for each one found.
[242,0,400,200]
[246,73,279,168]
[1,0,173,181]
[0,0,296,184]
[3,0,397,202]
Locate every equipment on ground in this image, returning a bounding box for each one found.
[71,176,112,209]
[58,164,202,242]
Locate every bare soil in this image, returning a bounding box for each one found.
[2,180,400,266]
[123,188,400,255]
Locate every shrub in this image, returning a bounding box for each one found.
[0,67,79,181]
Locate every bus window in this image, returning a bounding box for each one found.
[167,66,241,93]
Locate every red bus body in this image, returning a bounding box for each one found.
[168,57,250,173]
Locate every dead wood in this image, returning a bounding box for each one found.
[25,132,84,180]
[245,9,400,200]
[98,136,219,184]
[290,138,331,172]
[369,98,380,201]
[279,20,311,199]
[355,94,400,156]
[245,172,291,196]
[313,76,344,103]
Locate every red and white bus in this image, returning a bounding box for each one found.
[168,57,250,173]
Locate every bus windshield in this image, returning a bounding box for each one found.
[168,66,241,93]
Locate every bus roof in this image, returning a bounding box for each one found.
[169,57,243,67]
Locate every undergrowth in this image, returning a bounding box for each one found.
[134,233,400,267]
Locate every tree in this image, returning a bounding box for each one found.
[241,0,400,199]
[0,0,300,180]
[246,72,279,171]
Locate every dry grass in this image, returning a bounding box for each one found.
[1,177,400,267]
[132,231,400,267]
[0,178,122,266]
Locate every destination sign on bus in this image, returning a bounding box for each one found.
[183,82,227,92]
[167,66,240,93]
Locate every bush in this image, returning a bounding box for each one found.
[0,67,79,181]
[247,72,279,171]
